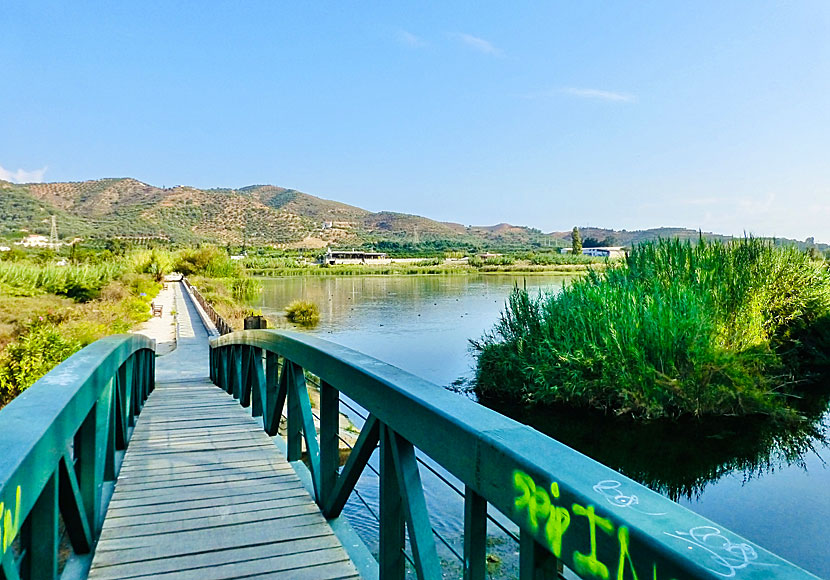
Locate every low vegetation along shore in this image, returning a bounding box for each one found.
[0,256,160,407]
[473,238,830,420]
[0,245,261,409]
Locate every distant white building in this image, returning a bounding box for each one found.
[16,234,52,248]
[322,249,389,265]
[560,246,626,259]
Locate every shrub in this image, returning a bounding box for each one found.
[0,321,81,405]
[284,300,320,326]
[473,238,830,419]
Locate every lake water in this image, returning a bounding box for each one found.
[252,275,830,578]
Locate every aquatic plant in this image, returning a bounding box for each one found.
[284,300,320,326]
[473,238,830,419]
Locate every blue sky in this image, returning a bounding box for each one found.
[2,2,829,242]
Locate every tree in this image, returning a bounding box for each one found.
[571,227,582,254]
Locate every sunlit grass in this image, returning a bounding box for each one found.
[473,238,830,419]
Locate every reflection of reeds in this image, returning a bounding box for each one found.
[474,238,830,419]
[284,300,320,325]
[248,263,592,277]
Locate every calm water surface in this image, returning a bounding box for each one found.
[253,275,830,578]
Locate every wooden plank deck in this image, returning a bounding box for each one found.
[88,377,361,580]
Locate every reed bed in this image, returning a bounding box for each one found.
[473,238,830,419]
[0,262,121,301]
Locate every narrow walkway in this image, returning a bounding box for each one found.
[88,282,360,580]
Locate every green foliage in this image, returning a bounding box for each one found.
[529,252,594,266]
[0,270,158,408]
[229,276,261,301]
[284,300,320,326]
[129,249,173,281]
[0,262,121,301]
[175,246,241,277]
[571,227,582,254]
[0,320,81,405]
[473,238,830,419]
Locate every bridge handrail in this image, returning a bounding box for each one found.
[182,276,233,335]
[210,330,819,580]
[0,334,155,579]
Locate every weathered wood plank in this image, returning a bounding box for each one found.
[105,488,311,517]
[103,495,313,527]
[93,521,333,561]
[88,535,344,579]
[89,377,360,580]
[99,510,325,541]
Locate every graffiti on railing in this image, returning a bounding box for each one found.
[664,527,774,578]
[0,486,21,556]
[514,471,670,580]
[593,480,666,516]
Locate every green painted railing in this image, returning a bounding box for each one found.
[210,330,820,580]
[0,334,155,580]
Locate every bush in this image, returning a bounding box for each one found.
[0,321,81,405]
[473,238,830,419]
[284,300,320,326]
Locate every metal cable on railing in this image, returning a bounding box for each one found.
[306,373,521,547]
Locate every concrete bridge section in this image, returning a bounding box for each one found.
[87,282,360,580]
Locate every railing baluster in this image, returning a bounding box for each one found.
[286,362,303,462]
[290,363,321,499]
[22,470,58,580]
[251,347,264,418]
[240,345,252,408]
[379,424,406,580]
[104,376,117,482]
[75,404,102,537]
[386,427,441,580]
[58,452,92,553]
[323,414,380,518]
[319,380,340,505]
[264,351,282,435]
[232,346,243,400]
[463,486,487,580]
[114,359,131,450]
[520,530,558,580]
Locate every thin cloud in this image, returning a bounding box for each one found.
[397,29,426,48]
[0,164,47,183]
[454,33,502,56]
[560,87,637,103]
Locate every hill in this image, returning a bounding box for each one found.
[1,178,825,252]
[0,178,546,249]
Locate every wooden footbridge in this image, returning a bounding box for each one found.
[0,282,822,580]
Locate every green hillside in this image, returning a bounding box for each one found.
[1,178,824,252]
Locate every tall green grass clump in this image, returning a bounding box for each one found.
[284,300,320,326]
[0,262,121,301]
[473,238,830,419]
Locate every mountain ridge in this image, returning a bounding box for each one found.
[0,177,824,251]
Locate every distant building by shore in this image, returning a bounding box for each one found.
[322,249,390,265]
[560,246,626,259]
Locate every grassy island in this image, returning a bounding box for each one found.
[473,238,830,420]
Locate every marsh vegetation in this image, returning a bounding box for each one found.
[473,238,830,420]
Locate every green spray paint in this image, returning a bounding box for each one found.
[572,503,614,579]
[0,486,22,555]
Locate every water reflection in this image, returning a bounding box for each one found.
[489,389,830,502]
